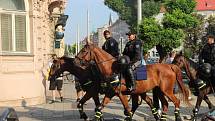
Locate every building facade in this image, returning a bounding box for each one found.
[0,0,67,106]
[108,19,130,54]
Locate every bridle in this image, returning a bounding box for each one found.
[75,46,115,67]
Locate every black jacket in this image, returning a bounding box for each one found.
[199,43,215,66]
[102,37,119,57]
[123,39,142,63]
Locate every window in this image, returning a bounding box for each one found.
[0,0,27,53]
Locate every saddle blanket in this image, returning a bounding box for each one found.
[134,65,147,80]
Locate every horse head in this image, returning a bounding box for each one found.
[75,44,116,76]
[172,53,198,81]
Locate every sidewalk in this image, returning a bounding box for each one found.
[13,81,132,121]
[14,81,92,121]
[12,81,215,121]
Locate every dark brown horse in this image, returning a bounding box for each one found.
[172,54,215,121]
[75,44,190,121]
[49,57,103,121]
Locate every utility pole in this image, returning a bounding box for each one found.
[87,9,90,43]
[75,24,80,55]
[137,0,142,35]
[77,24,80,52]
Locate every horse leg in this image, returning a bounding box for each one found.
[203,88,215,109]
[140,93,160,121]
[204,95,215,109]
[158,93,169,121]
[192,91,204,121]
[131,94,139,115]
[163,92,182,121]
[77,91,93,121]
[118,94,133,121]
[92,94,104,121]
[153,87,160,111]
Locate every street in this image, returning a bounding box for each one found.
[13,81,215,121]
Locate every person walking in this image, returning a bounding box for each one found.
[48,59,63,104]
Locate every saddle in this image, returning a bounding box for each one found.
[132,61,147,81]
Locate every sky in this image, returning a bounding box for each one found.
[64,0,118,44]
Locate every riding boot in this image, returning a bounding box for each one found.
[127,67,135,92]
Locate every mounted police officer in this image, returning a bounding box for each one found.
[199,34,215,88]
[122,31,142,92]
[102,30,119,58]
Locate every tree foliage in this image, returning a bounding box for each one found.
[183,14,205,58]
[164,0,196,14]
[105,0,199,61]
[104,0,162,29]
[139,17,184,55]
[64,44,76,55]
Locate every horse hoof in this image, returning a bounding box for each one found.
[175,116,182,121]
[154,114,160,120]
[192,118,197,121]
[124,116,132,121]
[80,113,88,120]
[99,116,104,121]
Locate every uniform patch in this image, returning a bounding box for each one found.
[135,44,140,48]
[110,42,114,46]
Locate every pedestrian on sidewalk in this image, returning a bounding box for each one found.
[48,58,63,104]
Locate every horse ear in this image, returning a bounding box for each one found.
[178,51,183,55]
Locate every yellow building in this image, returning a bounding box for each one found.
[0,0,67,106]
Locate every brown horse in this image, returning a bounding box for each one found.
[75,44,190,121]
[172,54,215,121]
[50,57,148,121]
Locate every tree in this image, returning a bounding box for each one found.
[139,17,184,59]
[145,0,198,61]
[104,0,162,30]
[206,15,215,36]
[105,0,199,62]
[183,14,205,58]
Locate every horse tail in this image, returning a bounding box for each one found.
[171,65,191,106]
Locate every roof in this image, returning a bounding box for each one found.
[195,0,215,11]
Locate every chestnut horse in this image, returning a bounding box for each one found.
[75,44,190,121]
[172,54,215,121]
[49,56,159,121]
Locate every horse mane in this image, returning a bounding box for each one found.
[174,54,199,81]
[183,56,199,70]
[60,56,74,63]
[91,44,115,59]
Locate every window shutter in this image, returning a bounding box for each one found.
[15,15,26,51]
[1,14,12,51]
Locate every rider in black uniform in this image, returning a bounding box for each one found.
[199,34,215,87]
[102,30,119,58]
[122,31,142,91]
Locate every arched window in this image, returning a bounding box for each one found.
[0,0,27,52]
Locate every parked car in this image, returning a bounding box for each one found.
[146,57,159,64]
